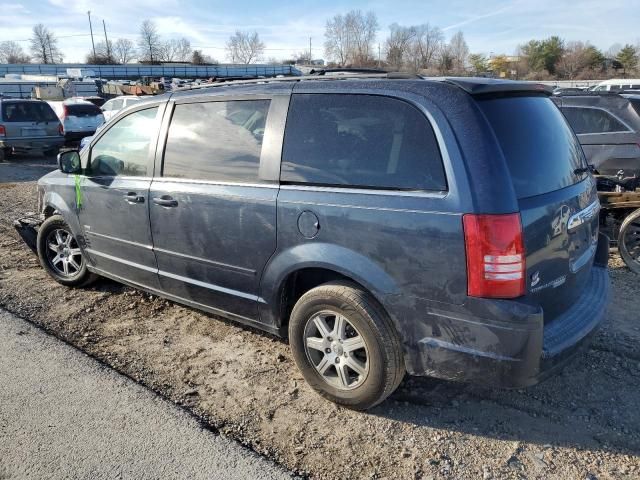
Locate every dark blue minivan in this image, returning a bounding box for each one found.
[32,76,609,409]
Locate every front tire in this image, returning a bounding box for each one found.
[37,215,96,287]
[289,281,405,410]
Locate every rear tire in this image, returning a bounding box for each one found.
[288,281,405,410]
[37,215,97,287]
[618,208,640,275]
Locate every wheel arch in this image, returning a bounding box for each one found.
[259,243,401,334]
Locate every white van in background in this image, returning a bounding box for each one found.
[47,98,105,143]
[592,79,640,91]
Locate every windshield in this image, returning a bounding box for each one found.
[2,102,59,122]
[478,95,587,199]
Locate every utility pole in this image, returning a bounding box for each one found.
[87,11,96,60]
[102,19,111,62]
[378,43,381,67]
[309,37,312,64]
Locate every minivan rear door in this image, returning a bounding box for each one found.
[478,96,599,322]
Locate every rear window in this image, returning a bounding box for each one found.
[281,94,446,191]
[561,107,630,134]
[478,96,586,199]
[66,104,102,117]
[2,102,58,122]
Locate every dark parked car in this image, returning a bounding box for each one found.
[29,77,609,409]
[552,93,640,176]
[0,99,64,161]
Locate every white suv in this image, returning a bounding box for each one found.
[101,96,145,122]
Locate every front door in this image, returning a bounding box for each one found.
[77,105,163,289]
[149,96,282,323]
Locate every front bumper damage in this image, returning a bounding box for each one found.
[13,215,43,254]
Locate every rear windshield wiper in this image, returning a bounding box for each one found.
[574,164,595,175]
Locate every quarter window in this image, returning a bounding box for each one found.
[281,94,446,191]
[561,107,630,134]
[162,100,270,182]
[89,107,158,177]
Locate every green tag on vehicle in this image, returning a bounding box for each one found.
[74,174,83,209]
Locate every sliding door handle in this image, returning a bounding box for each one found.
[152,196,178,208]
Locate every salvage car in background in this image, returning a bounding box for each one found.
[48,99,105,144]
[0,98,64,161]
[101,96,146,122]
[22,77,609,410]
[552,92,640,176]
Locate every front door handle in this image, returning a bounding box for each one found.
[152,195,178,208]
[124,192,145,204]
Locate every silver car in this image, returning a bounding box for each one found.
[0,99,64,161]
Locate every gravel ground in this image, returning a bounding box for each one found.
[1,157,639,479]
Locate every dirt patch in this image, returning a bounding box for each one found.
[1,166,639,479]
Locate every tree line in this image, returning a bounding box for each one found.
[0,12,638,79]
[0,21,267,66]
[323,10,639,79]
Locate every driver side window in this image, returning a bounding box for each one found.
[89,107,158,177]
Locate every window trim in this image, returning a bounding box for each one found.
[279,93,448,193]
[159,96,278,184]
[561,105,633,135]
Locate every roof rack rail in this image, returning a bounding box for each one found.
[308,67,388,75]
[180,72,399,92]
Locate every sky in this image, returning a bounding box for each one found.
[0,0,639,63]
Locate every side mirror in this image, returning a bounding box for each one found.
[57,150,81,174]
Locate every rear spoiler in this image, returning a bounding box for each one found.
[429,77,554,96]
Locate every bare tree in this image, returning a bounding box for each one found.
[410,23,443,70]
[347,10,378,65]
[324,13,351,65]
[30,24,62,64]
[324,10,378,66]
[138,20,162,64]
[174,38,192,62]
[226,31,265,64]
[0,41,30,63]
[448,31,469,72]
[385,23,416,69]
[159,38,192,62]
[113,38,135,64]
[436,43,454,74]
[87,40,115,64]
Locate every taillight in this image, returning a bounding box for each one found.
[61,105,68,120]
[58,123,64,135]
[0,125,5,137]
[463,213,525,298]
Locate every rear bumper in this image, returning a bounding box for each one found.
[1,137,65,152]
[395,240,610,388]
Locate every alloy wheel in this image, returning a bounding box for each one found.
[45,228,83,278]
[303,310,369,390]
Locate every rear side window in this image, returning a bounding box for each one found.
[162,100,270,182]
[2,102,58,122]
[66,104,102,117]
[281,94,446,191]
[561,107,630,134]
[479,96,586,199]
